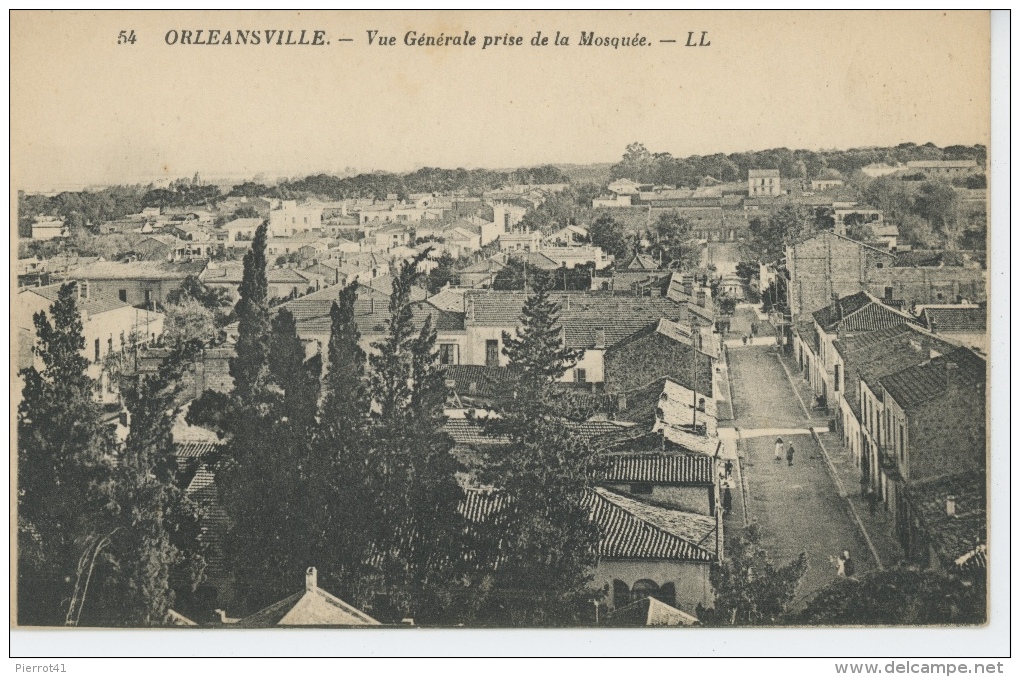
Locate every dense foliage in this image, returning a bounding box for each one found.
[610,142,987,186]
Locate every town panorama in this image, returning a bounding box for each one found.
[15,143,988,628]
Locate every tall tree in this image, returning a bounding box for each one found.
[426,250,457,294]
[474,288,603,626]
[89,342,207,626]
[313,282,375,603]
[746,203,811,261]
[652,210,698,270]
[695,525,807,626]
[589,214,630,259]
[17,282,119,626]
[230,222,271,404]
[366,253,465,623]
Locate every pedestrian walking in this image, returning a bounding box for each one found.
[833,550,855,578]
[786,443,795,466]
[742,334,748,346]
[722,482,733,516]
[866,487,878,516]
[774,437,784,461]
[725,459,734,478]
[843,550,856,578]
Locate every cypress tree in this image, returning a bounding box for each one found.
[17,282,118,626]
[313,282,374,603]
[365,253,465,622]
[230,221,271,405]
[91,341,207,626]
[475,288,603,626]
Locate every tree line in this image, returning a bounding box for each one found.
[609,141,987,186]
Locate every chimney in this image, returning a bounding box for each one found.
[683,278,693,296]
[617,392,627,412]
[594,328,606,349]
[696,290,706,308]
[946,496,956,517]
[306,566,317,590]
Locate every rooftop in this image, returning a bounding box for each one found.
[465,291,686,350]
[70,260,207,281]
[22,283,132,316]
[919,306,987,334]
[236,569,381,627]
[813,291,919,333]
[880,347,986,410]
[905,471,986,569]
[602,453,715,486]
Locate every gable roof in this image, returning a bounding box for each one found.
[608,596,698,626]
[237,581,380,627]
[22,283,132,316]
[919,306,987,334]
[622,253,660,270]
[813,291,918,333]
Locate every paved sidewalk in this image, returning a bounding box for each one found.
[814,431,904,568]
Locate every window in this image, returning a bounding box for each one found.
[630,483,653,495]
[118,289,127,302]
[884,287,894,300]
[834,364,841,392]
[94,338,101,363]
[575,368,587,383]
[485,340,500,367]
[144,290,153,305]
[439,343,459,365]
[107,337,113,355]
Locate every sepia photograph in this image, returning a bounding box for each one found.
[9,9,1003,658]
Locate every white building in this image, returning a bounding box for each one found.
[269,201,323,237]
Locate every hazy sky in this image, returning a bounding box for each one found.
[12,10,990,191]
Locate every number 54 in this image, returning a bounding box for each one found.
[118,30,137,44]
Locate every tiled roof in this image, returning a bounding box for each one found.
[879,348,986,410]
[72,260,206,281]
[174,441,221,470]
[459,258,506,274]
[812,292,875,329]
[905,471,985,569]
[22,283,132,316]
[443,418,508,447]
[466,291,685,349]
[602,453,715,485]
[748,169,780,177]
[428,287,467,313]
[267,268,311,284]
[458,487,717,562]
[589,488,717,561]
[623,254,660,270]
[284,283,462,337]
[442,365,515,400]
[507,251,560,271]
[570,419,633,446]
[920,306,987,334]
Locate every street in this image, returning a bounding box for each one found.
[723,317,874,607]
